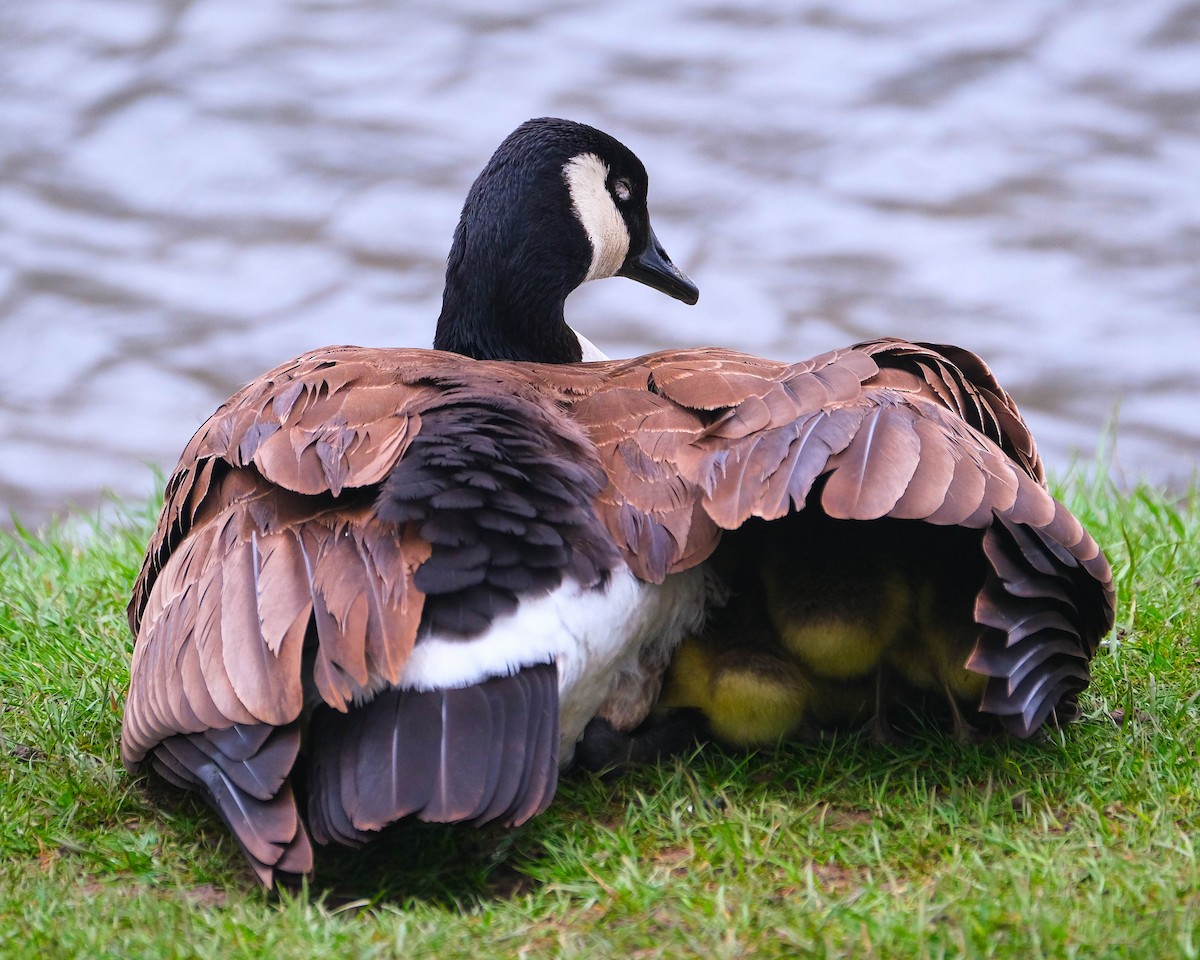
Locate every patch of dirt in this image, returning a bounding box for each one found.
[650,845,693,878]
[78,880,229,908]
[817,804,874,829]
[1108,708,1153,726]
[810,859,868,895]
[6,742,46,761]
[483,865,539,900]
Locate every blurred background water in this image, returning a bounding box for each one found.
[2,0,1198,528]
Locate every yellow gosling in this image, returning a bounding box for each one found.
[660,638,811,747]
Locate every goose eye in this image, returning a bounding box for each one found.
[613,178,633,203]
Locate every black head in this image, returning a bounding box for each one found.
[434,118,698,363]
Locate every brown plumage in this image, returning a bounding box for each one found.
[124,116,715,886]
[123,118,1114,887]
[124,352,617,883]
[125,336,1114,882]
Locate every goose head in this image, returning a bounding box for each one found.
[433,117,698,363]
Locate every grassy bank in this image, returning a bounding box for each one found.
[1,474,1197,958]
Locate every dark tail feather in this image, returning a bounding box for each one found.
[306,721,373,847]
[149,723,312,886]
[461,680,511,822]
[502,663,559,825]
[306,662,560,846]
[422,684,495,822]
[468,668,533,825]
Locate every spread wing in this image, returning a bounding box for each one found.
[525,340,1114,737]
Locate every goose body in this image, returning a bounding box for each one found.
[122,118,1115,886]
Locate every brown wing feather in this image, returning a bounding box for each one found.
[553,346,887,580]
[129,348,483,632]
[821,404,924,520]
[886,416,959,520]
[125,337,1114,885]
[857,338,1045,481]
[549,342,1047,572]
[543,340,1111,740]
[150,724,311,886]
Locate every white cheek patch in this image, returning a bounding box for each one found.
[563,153,631,282]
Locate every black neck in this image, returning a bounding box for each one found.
[433,262,583,364]
[431,146,595,365]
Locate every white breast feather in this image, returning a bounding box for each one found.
[572,328,610,361]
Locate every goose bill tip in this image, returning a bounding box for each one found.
[620,234,699,305]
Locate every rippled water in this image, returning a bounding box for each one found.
[2,0,1198,527]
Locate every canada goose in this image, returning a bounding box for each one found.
[123,118,1115,887]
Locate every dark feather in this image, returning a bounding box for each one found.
[151,724,310,885]
[500,663,560,825]
[470,667,532,825]
[304,663,559,839]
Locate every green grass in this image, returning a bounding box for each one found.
[1,473,1197,959]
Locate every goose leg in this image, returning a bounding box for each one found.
[865,668,906,747]
[942,680,982,745]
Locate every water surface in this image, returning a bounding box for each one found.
[2,0,1198,527]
